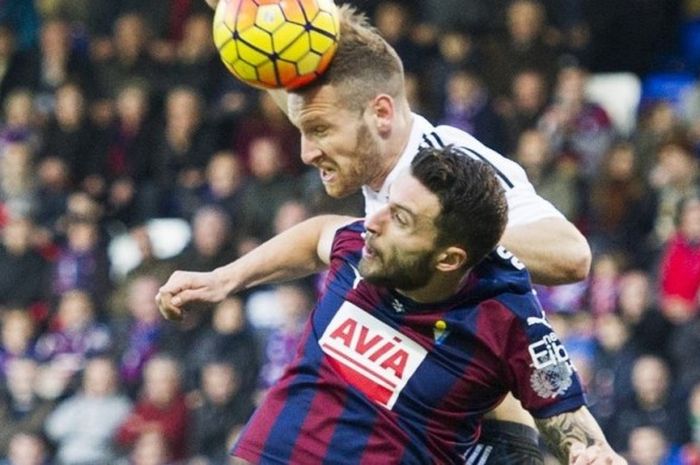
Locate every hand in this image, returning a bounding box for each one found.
[204,0,218,10]
[156,270,229,321]
[570,442,627,465]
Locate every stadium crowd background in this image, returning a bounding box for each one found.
[0,0,699,464]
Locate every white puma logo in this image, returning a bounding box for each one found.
[526,308,552,329]
[349,264,363,289]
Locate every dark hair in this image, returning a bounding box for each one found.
[293,5,405,110]
[410,146,508,268]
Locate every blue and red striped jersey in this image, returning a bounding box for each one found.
[233,221,586,465]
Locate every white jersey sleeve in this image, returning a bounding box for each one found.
[363,114,565,227]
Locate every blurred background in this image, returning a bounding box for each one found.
[0,0,699,464]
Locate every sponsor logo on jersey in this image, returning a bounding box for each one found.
[319,301,427,409]
[528,332,574,398]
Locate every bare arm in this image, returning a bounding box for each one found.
[157,215,354,320]
[501,217,591,285]
[535,406,626,465]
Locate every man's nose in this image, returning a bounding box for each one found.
[300,135,322,165]
[364,205,389,235]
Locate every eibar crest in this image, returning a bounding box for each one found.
[433,320,450,345]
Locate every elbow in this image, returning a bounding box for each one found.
[561,240,592,283]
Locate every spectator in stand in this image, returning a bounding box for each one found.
[587,253,621,317]
[33,157,70,236]
[0,88,39,151]
[113,275,166,395]
[372,2,427,74]
[659,195,700,324]
[184,296,260,399]
[633,102,683,177]
[174,205,237,273]
[538,62,614,178]
[648,135,699,251]
[96,80,158,226]
[22,18,93,114]
[678,382,700,463]
[439,69,507,154]
[51,217,110,303]
[0,25,32,107]
[152,86,215,218]
[1,140,37,219]
[0,432,51,465]
[39,81,103,186]
[232,92,300,174]
[424,29,480,120]
[482,0,560,100]
[44,357,132,465]
[626,426,671,465]
[117,431,172,465]
[116,355,189,461]
[588,142,652,261]
[0,216,49,308]
[108,226,174,317]
[198,151,246,227]
[617,271,672,360]
[239,136,301,242]
[188,361,254,463]
[92,13,159,101]
[34,291,111,399]
[589,312,638,435]
[611,355,689,451]
[0,309,36,380]
[0,358,54,455]
[163,12,226,101]
[670,313,700,392]
[500,68,549,153]
[514,128,587,221]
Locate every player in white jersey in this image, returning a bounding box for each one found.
[160,4,593,464]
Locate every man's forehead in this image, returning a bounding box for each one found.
[288,85,355,123]
[390,171,440,219]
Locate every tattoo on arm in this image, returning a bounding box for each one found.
[534,407,605,464]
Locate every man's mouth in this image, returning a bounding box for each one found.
[320,167,337,184]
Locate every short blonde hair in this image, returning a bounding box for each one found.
[293,5,405,110]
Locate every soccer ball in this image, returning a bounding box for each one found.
[213,0,340,89]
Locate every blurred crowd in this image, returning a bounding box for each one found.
[0,0,698,464]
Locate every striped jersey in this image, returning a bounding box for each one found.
[362,113,564,226]
[232,222,586,465]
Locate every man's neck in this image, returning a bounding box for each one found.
[367,110,414,191]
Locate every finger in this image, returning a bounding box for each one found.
[172,288,211,306]
[157,292,183,321]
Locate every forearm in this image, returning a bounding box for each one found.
[214,215,345,294]
[534,406,608,464]
[501,217,591,285]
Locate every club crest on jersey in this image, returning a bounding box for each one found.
[528,332,575,398]
[319,302,427,409]
[433,320,450,345]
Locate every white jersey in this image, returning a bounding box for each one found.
[362,113,564,227]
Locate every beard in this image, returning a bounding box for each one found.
[325,122,383,198]
[359,246,435,291]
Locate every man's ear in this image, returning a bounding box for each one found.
[371,94,394,135]
[435,246,468,273]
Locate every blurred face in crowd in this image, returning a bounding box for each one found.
[289,85,385,198]
[507,0,545,44]
[127,276,162,323]
[6,358,37,399]
[679,197,700,241]
[202,362,239,405]
[374,2,408,43]
[192,207,230,257]
[143,357,181,406]
[632,356,669,407]
[3,90,33,127]
[516,129,550,172]
[166,88,202,134]
[617,271,651,320]
[7,433,47,465]
[273,200,308,235]
[40,19,70,59]
[212,297,246,334]
[83,357,118,397]
[512,70,546,113]
[627,427,668,465]
[657,143,698,185]
[248,137,282,180]
[116,85,149,127]
[55,83,86,128]
[2,217,32,254]
[1,310,34,354]
[114,13,148,59]
[207,151,243,197]
[555,66,587,107]
[66,220,99,252]
[57,291,95,331]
